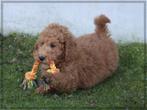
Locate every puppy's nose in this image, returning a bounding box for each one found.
[39,56,45,61]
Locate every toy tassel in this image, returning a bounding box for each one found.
[20,60,40,90]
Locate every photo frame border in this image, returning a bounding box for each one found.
[0,0,146,109]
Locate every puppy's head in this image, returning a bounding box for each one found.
[33,23,76,65]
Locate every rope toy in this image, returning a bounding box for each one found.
[47,61,60,74]
[20,60,59,90]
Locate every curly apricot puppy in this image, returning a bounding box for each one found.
[33,15,119,93]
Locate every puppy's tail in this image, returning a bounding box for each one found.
[94,14,111,38]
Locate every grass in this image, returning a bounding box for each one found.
[0,32,146,109]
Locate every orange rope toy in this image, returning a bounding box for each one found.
[20,60,59,90]
[47,61,60,74]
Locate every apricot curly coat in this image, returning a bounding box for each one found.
[33,15,119,93]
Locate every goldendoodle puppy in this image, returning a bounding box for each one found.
[33,15,119,93]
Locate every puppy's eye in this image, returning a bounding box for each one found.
[41,42,44,45]
[50,43,56,48]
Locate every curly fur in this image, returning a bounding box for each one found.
[33,15,119,93]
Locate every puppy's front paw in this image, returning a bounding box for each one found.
[35,85,50,94]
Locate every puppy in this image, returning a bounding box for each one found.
[33,15,119,93]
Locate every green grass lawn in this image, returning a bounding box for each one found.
[0,32,146,109]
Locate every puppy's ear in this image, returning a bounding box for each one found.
[64,33,76,62]
[32,41,39,54]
